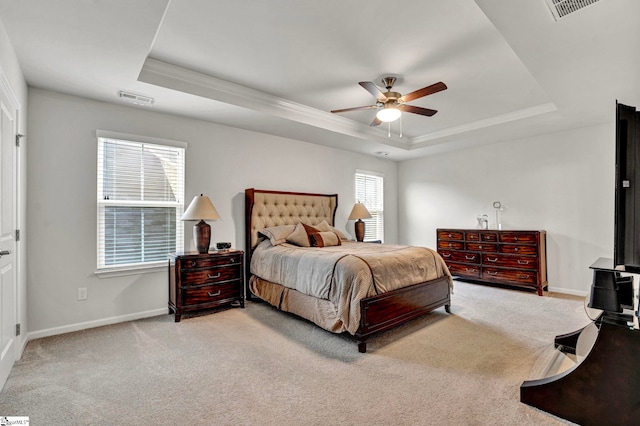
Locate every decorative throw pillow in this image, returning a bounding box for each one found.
[286,223,319,247]
[259,225,296,246]
[316,220,351,241]
[309,231,342,247]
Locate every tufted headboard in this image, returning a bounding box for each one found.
[244,188,338,288]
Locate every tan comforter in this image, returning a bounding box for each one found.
[250,240,452,334]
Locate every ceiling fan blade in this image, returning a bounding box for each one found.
[370,116,382,126]
[331,105,378,114]
[399,81,447,103]
[359,81,388,102]
[400,104,438,117]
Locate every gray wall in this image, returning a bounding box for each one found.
[26,88,398,338]
[398,124,616,295]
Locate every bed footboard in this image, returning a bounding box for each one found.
[355,276,451,353]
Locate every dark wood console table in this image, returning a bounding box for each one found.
[520,259,640,425]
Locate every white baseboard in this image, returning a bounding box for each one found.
[547,286,589,297]
[26,308,169,342]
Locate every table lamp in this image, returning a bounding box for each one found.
[348,202,372,242]
[181,194,220,253]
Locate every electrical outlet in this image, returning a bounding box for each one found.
[77,287,88,301]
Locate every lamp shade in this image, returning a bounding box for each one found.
[376,106,401,122]
[181,194,220,221]
[348,203,372,220]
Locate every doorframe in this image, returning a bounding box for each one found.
[0,69,25,361]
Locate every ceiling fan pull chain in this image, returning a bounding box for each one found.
[388,122,391,138]
[400,115,403,138]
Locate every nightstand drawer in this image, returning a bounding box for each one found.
[181,255,242,270]
[181,265,241,286]
[183,282,241,305]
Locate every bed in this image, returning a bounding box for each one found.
[245,188,452,352]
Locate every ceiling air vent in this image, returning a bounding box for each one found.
[545,0,602,20]
[118,91,154,106]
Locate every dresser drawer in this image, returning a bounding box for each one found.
[465,232,480,241]
[180,254,242,270]
[438,230,464,241]
[439,250,480,264]
[438,240,464,250]
[498,244,537,255]
[448,262,481,278]
[181,265,241,286]
[481,232,498,242]
[499,232,537,244]
[483,267,537,285]
[483,253,537,269]
[183,282,241,305]
[465,243,497,252]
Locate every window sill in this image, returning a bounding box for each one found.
[95,263,166,278]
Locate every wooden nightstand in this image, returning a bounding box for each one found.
[168,250,244,322]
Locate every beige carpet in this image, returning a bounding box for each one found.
[0,281,588,425]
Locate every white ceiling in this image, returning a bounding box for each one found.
[1,0,638,160]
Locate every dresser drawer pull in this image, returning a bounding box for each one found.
[466,268,478,272]
[448,243,453,247]
[517,274,530,279]
[465,255,476,261]
[207,290,221,297]
[487,271,498,276]
[207,273,221,279]
[517,260,530,265]
[191,261,197,267]
[486,257,498,262]
[448,233,453,238]
[441,253,451,258]
[514,237,518,241]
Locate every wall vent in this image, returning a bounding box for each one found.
[118,91,154,106]
[545,0,602,20]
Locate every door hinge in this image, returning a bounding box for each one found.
[15,229,20,241]
[16,133,24,147]
[16,323,20,336]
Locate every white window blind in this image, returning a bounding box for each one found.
[97,135,185,271]
[355,170,384,242]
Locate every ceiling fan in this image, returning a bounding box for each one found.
[331,77,447,126]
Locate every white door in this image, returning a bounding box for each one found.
[0,81,18,389]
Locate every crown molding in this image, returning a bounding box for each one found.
[410,102,558,148]
[138,58,411,150]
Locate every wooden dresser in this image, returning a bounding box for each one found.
[437,229,547,295]
[169,250,244,321]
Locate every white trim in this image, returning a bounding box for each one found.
[410,102,558,146]
[96,129,188,149]
[139,58,411,149]
[355,168,385,178]
[26,308,169,341]
[95,263,167,278]
[547,286,589,297]
[0,69,21,110]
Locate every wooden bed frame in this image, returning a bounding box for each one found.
[245,188,451,352]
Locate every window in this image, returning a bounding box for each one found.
[97,131,185,272]
[355,170,384,242]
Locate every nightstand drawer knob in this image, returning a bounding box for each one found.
[207,273,221,279]
[208,290,221,297]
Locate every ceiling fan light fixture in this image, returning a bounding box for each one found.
[376,106,401,122]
